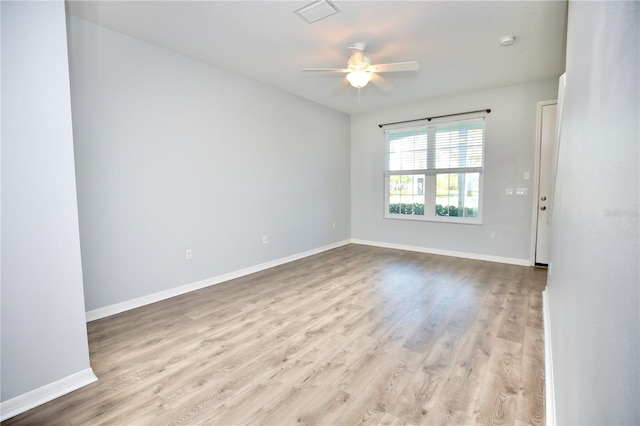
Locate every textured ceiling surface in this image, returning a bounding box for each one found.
[67,1,568,114]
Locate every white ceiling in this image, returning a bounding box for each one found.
[66,0,567,115]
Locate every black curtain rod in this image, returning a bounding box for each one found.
[378,108,491,128]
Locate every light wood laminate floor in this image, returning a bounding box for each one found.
[3,244,547,425]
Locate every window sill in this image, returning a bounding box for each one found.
[384,213,482,225]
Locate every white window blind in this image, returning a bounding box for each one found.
[385,118,484,174]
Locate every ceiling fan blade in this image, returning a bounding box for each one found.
[369,61,419,73]
[330,77,350,94]
[301,68,350,73]
[371,74,394,91]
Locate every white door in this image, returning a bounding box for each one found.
[535,101,557,265]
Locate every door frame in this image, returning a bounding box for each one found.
[530,99,558,266]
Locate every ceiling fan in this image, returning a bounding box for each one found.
[302,42,419,100]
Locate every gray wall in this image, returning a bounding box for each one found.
[1,1,92,403]
[350,80,558,263]
[66,17,351,312]
[548,1,639,424]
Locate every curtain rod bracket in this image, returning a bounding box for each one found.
[378,108,491,128]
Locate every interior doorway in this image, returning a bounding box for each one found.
[533,100,558,266]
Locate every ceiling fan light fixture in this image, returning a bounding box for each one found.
[346,71,372,88]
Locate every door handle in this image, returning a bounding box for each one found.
[540,206,547,211]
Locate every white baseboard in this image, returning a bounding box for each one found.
[542,289,556,426]
[0,368,97,422]
[86,239,351,322]
[350,239,531,266]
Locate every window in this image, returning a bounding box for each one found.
[384,118,484,223]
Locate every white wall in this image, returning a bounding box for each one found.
[1,0,94,413]
[547,1,639,424]
[66,17,351,312]
[351,80,558,263]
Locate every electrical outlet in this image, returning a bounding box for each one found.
[490,231,496,240]
[332,222,336,230]
[185,249,193,260]
[505,188,514,196]
[262,235,268,245]
[516,187,528,196]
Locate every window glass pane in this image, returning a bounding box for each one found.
[389,175,425,216]
[435,173,479,217]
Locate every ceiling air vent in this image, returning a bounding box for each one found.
[294,0,339,23]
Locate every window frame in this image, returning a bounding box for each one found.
[383,117,485,224]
